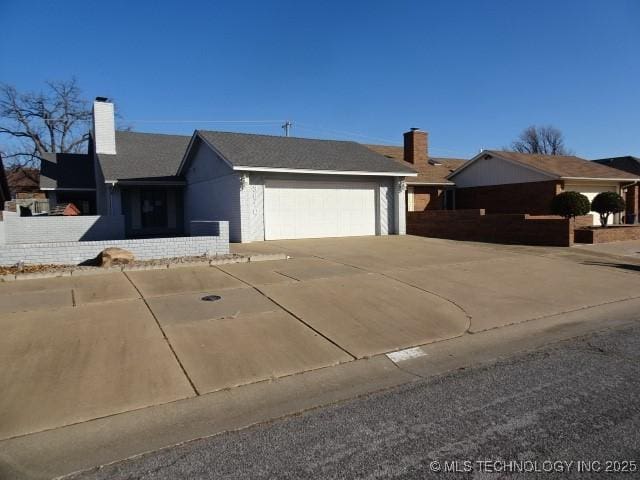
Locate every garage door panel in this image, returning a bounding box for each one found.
[264,181,377,240]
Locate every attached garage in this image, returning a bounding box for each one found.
[180,130,417,242]
[264,180,377,240]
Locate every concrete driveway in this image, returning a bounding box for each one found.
[2,235,640,442]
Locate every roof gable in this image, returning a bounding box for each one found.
[193,130,417,175]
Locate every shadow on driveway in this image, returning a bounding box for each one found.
[581,260,640,273]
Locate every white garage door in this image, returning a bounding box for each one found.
[564,184,618,226]
[264,180,377,240]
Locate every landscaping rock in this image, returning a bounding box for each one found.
[99,248,135,267]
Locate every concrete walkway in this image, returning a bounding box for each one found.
[2,236,640,478]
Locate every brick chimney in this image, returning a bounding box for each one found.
[92,97,116,155]
[403,128,428,164]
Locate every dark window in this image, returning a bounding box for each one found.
[140,189,168,228]
[444,189,455,210]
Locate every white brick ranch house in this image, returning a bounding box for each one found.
[37,98,417,243]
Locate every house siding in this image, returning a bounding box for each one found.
[183,139,242,242]
[453,155,552,188]
[94,153,108,215]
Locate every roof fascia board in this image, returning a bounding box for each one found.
[40,187,97,191]
[407,181,455,186]
[232,165,417,177]
[112,180,186,186]
[561,176,640,182]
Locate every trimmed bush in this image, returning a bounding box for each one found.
[591,191,625,227]
[551,191,591,220]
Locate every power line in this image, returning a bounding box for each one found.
[128,119,285,124]
[294,123,399,145]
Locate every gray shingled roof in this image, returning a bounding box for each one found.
[98,131,191,181]
[197,130,417,174]
[40,153,95,189]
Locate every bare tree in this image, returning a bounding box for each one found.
[0,79,92,167]
[511,125,570,155]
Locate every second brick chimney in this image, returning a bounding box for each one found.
[403,128,428,164]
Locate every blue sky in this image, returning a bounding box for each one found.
[1,0,638,158]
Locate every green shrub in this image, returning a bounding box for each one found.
[591,191,625,227]
[550,191,591,220]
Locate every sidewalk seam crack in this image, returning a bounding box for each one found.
[123,272,200,396]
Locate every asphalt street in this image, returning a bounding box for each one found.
[68,322,640,479]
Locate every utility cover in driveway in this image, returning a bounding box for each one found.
[264,180,377,240]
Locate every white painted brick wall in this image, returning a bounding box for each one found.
[93,100,116,154]
[240,173,265,242]
[183,141,242,241]
[3,215,125,244]
[0,221,229,265]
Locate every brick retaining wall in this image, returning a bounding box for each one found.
[574,225,640,244]
[407,210,591,247]
[0,221,229,266]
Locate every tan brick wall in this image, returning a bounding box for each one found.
[455,180,563,215]
[574,225,640,244]
[409,186,444,211]
[406,209,586,247]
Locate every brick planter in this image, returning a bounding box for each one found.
[574,225,640,244]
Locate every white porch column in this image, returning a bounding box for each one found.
[394,178,406,235]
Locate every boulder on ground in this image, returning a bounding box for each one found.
[99,247,134,267]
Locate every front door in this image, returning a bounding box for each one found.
[140,189,168,228]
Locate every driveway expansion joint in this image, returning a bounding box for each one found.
[308,253,474,330]
[122,271,200,396]
[214,266,358,361]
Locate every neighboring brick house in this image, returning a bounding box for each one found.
[367,129,466,212]
[593,156,640,223]
[448,150,640,225]
[5,166,43,199]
